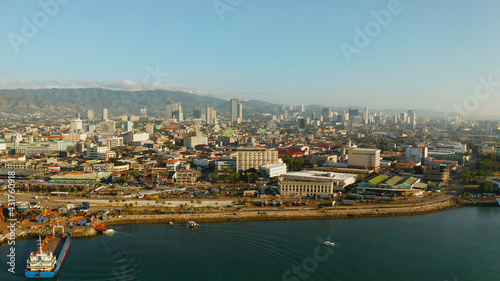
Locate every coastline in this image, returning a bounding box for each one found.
[0,199,463,243]
[105,200,459,226]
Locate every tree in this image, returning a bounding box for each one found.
[230,172,240,182]
[248,172,259,183]
[128,170,141,178]
[212,170,220,182]
[66,146,75,152]
[479,181,495,193]
[118,176,127,184]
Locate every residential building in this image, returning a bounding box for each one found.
[125,121,134,132]
[348,148,381,171]
[183,133,208,149]
[174,169,201,184]
[102,108,109,121]
[206,107,217,124]
[406,147,428,163]
[233,147,279,171]
[231,99,243,123]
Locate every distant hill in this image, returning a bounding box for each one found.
[0,88,495,120]
[0,95,83,115]
[0,88,284,118]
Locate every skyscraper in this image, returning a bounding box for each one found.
[231,99,242,123]
[173,104,183,122]
[140,107,148,120]
[166,99,173,119]
[83,109,94,121]
[297,117,306,131]
[193,108,202,119]
[322,107,332,121]
[125,121,134,132]
[102,108,108,121]
[166,99,183,121]
[206,107,217,124]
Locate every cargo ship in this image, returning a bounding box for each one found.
[25,226,71,279]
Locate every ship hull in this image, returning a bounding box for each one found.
[25,232,71,279]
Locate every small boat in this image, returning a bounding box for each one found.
[103,228,115,235]
[168,221,174,226]
[496,197,500,206]
[185,221,199,228]
[322,241,335,247]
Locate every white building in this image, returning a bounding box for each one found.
[231,99,243,123]
[206,107,217,125]
[125,121,134,132]
[348,148,381,171]
[102,108,109,121]
[15,141,65,156]
[260,163,287,178]
[122,132,150,145]
[232,147,279,171]
[70,119,83,133]
[99,137,124,148]
[86,145,116,160]
[183,134,207,148]
[406,147,428,163]
[279,171,357,196]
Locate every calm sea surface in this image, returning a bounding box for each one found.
[1,207,499,281]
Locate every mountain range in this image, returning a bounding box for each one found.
[0,88,496,120]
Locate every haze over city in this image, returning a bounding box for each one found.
[1,0,500,117]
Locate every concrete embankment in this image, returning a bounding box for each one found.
[1,200,459,243]
[3,226,97,242]
[106,200,459,226]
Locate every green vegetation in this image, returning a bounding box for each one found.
[282,156,304,171]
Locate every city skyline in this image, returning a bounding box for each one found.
[1,1,500,116]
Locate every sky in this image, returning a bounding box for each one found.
[1,0,500,117]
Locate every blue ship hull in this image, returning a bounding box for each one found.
[25,231,71,279]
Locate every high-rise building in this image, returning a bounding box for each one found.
[145,123,154,134]
[100,121,116,134]
[206,107,217,124]
[348,148,381,171]
[193,108,202,119]
[166,99,183,121]
[301,105,306,112]
[70,119,83,133]
[125,121,134,132]
[83,109,94,121]
[166,99,174,119]
[232,147,279,171]
[297,117,306,131]
[400,112,408,124]
[363,107,369,124]
[408,110,416,126]
[231,99,242,123]
[322,107,332,121]
[102,108,108,121]
[140,107,148,120]
[75,113,81,119]
[173,105,183,122]
[406,147,428,163]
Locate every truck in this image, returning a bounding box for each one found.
[343,200,355,205]
[347,193,363,200]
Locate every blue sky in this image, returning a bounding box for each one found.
[1,0,500,116]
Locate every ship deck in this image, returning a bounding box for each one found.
[43,235,66,258]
